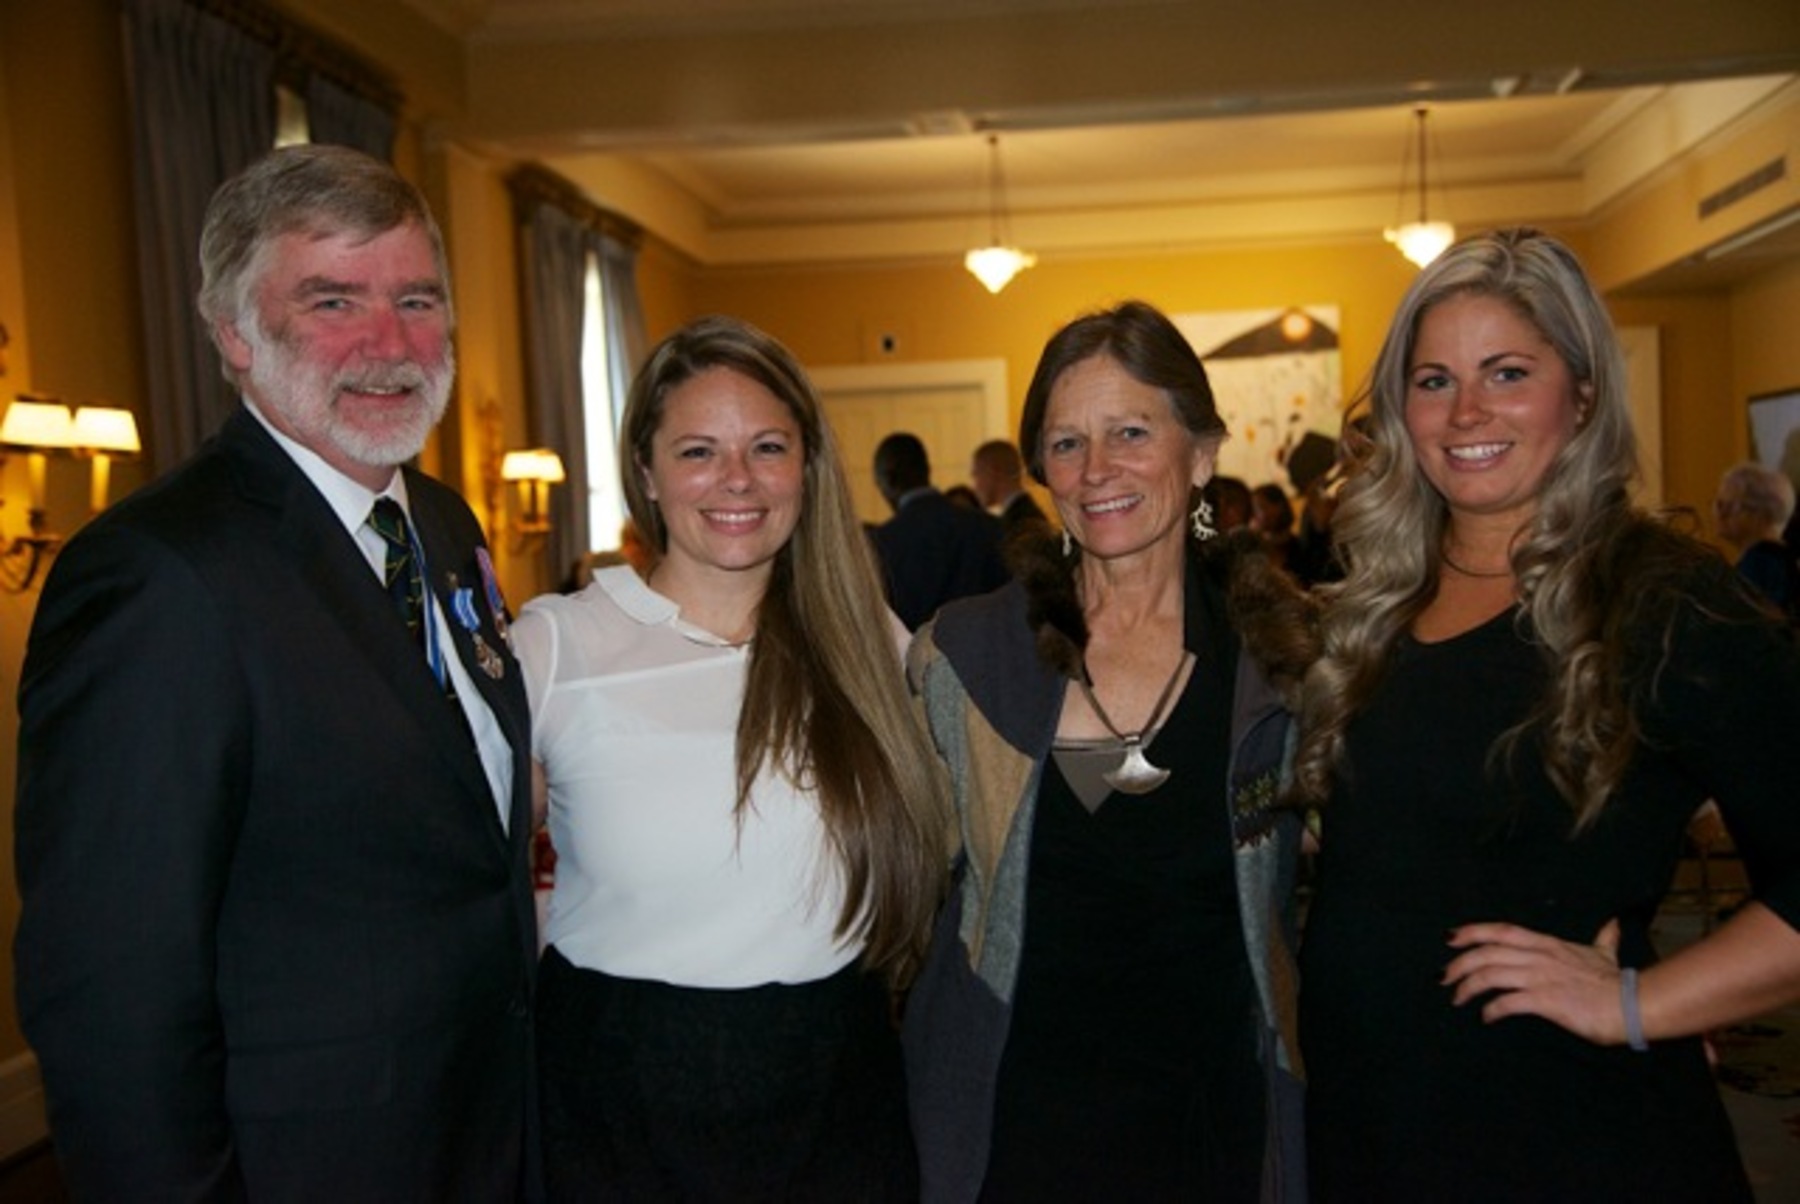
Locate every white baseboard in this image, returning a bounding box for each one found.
[0,1052,48,1163]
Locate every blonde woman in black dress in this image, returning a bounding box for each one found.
[1294,229,1800,1202]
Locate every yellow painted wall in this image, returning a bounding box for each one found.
[1731,257,1800,406]
[1610,291,1739,517]
[637,237,699,355]
[690,240,1427,447]
[1586,86,1800,295]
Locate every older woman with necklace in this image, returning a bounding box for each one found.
[903,300,1316,1202]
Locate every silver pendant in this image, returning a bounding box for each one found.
[1103,737,1170,795]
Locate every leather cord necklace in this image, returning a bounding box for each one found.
[1077,651,1193,795]
[1441,552,1512,579]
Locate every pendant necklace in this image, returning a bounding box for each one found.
[1078,650,1193,795]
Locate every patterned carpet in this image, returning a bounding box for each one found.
[1717,1015,1800,1100]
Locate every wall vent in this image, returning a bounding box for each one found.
[1699,157,1787,220]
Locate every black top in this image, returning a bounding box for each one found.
[1301,584,1800,1203]
[981,640,1267,1201]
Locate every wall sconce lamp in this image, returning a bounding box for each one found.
[0,397,141,590]
[1,395,76,591]
[500,448,566,543]
[72,404,143,513]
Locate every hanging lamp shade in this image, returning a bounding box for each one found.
[965,135,1036,293]
[1383,107,1456,268]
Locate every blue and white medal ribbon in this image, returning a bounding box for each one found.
[451,580,505,680]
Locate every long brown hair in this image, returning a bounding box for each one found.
[621,315,948,982]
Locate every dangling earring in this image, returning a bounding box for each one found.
[1062,527,1074,557]
[1191,498,1217,541]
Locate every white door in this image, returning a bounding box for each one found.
[811,360,1011,524]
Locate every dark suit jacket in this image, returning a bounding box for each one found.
[14,409,538,1202]
[872,488,1008,630]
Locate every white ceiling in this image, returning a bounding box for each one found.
[384,0,1800,285]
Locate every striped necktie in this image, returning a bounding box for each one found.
[368,499,476,750]
[368,497,425,656]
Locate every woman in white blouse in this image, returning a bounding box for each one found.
[513,315,947,1200]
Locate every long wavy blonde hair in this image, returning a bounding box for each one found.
[622,315,949,984]
[1292,228,1715,829]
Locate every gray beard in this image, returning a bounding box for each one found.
[241,314,453,470]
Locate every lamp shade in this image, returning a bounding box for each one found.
[71,406,142,454]
[1,398,75,449]
[964,245,1037,294]
[1385,220,1457,268]
[965,134,1036,294]
[501,449,567,483]
[1384,107,1455,269]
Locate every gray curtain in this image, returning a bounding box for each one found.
[518,202,599,578]
[597,233,647,439]
[305,75,396,161]
[123,0,277,476]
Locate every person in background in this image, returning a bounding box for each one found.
[970,437,1052,538]
[1713,460,1798,615]
[1203,473,1253,534]
[1250,481,1300,578]
[1288,417,1371,589]
[514,315,947,1200]
[871,431,1008,628]
[943,483,984,511]
[561,518,658,593]
[14,145,537,1199]
[905,300,1315,1202]
[616,515,655,576]
[1293,228,1800,1202]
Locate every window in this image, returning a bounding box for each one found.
[581,255,627,553]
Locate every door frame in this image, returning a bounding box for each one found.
[809,358,1012,441]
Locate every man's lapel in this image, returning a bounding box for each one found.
[218,412,503,820]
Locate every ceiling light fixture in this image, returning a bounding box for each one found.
[1384,106,1456,269]
[965,134,1036,294]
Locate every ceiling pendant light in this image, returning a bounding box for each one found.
[965,134,1036,293]
[1384,106,1456,268]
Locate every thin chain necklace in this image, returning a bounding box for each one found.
[1441,551,1513,579]
[1077,651,1193,795]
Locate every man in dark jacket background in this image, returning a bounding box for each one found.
[871,432,1008,629]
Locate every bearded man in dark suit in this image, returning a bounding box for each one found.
[14,145,537,1201]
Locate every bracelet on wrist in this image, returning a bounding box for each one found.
[1620,967,1649,1052]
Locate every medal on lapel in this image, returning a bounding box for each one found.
[449,574,506,680]
[475,547,513,650]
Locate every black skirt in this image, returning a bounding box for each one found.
[537,945,918,1202]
